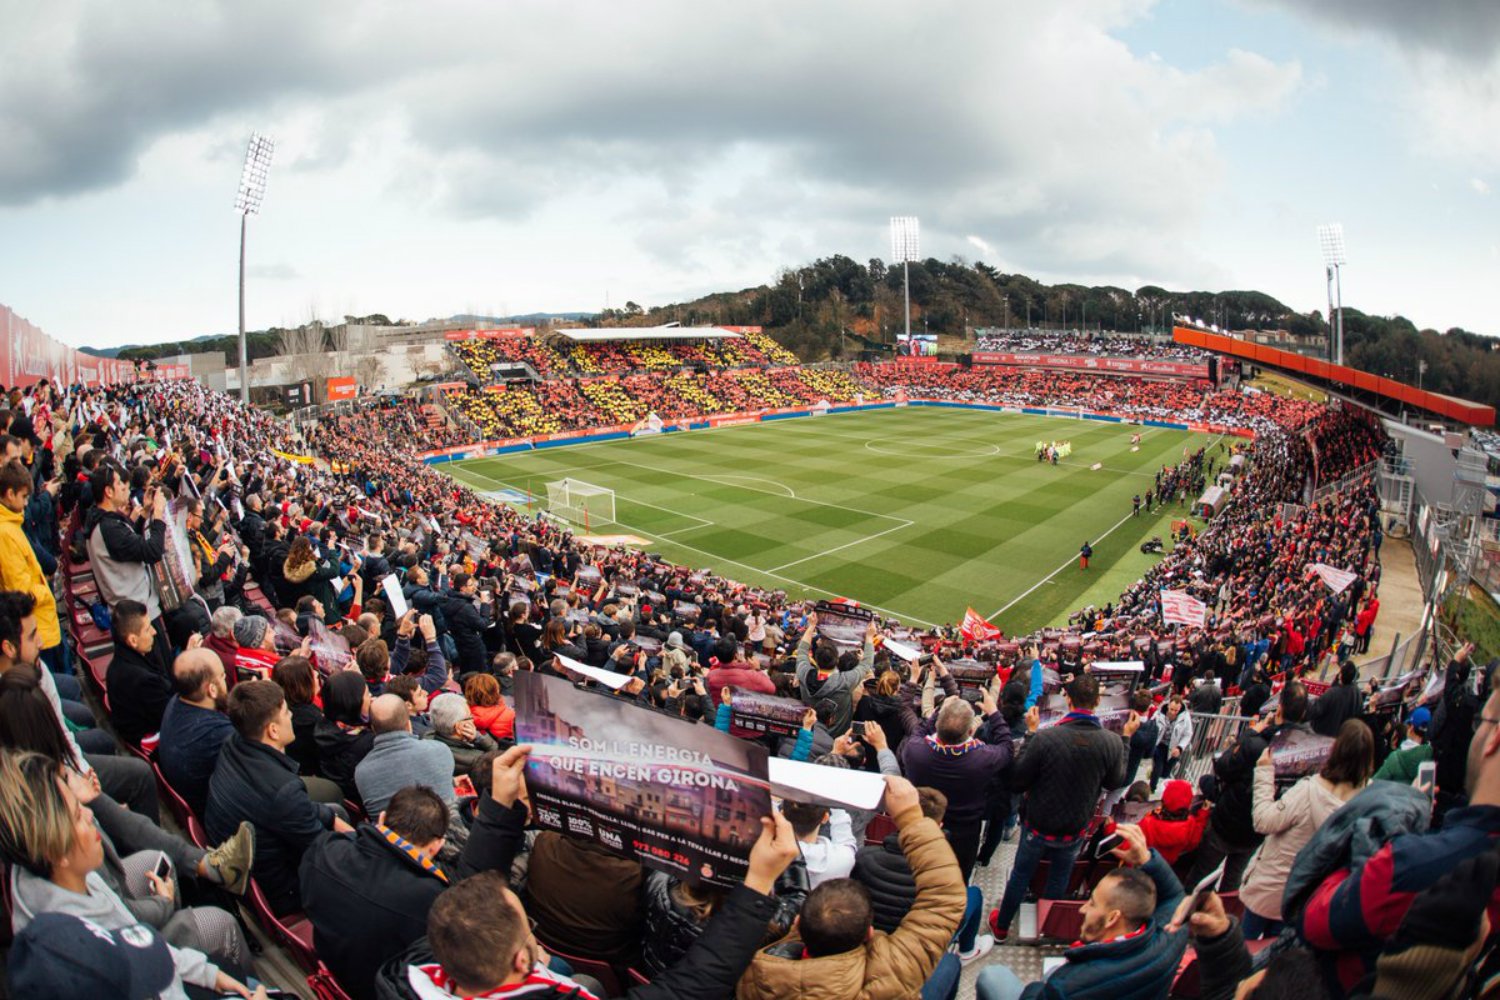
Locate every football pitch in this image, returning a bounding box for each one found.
[444,407,1216,635]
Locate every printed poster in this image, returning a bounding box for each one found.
[516,671,770,887]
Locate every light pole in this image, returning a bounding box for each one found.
[1317,223,1347,366]
[889,217,920,342]
[235,132,275,403]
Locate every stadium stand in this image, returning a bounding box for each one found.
[0,353,1476,1000]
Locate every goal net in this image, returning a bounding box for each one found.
[545,479,616,528]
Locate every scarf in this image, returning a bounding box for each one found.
[376,823,448,884]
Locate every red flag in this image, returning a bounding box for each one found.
[961,607,1002,642]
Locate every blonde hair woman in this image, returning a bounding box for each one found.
[0,750,264,999]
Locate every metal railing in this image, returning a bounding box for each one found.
[1178,711,1253,786]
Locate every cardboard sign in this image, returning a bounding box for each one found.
[728,688,807,739]
[516,671,770,887]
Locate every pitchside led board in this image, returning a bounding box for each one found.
[516,671,771,888]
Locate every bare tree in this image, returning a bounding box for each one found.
[352,354,387,390]
[276,323,328,357]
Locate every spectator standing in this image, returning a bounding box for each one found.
[0,459,64,672]
[1186,681,1310,891]
[990,675,1135,940]
[1372,706,1432,783]
[1150,695,1192,790]
[1309,661,1364,737]
[779,799,858,889]
[794,612,875,736]
[898,679,1012,880]
[84,462,169,671]
[1239,718,1374,939]
[738,776,966,1000]
[1138,780,1209,865]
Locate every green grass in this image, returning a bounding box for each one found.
[443,407,1217,634]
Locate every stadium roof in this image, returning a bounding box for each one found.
[1174,326,1495,427]
[555,326,740,343]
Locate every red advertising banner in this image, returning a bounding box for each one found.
[444,328,535,341]
[326,376,357,401]
[972,352,1209,379]
[0,303,137,389]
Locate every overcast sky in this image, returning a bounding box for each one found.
[2,0,1498,349]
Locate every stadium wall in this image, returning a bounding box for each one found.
[414,400,1254,464]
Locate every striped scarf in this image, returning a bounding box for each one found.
[377,823,448,884]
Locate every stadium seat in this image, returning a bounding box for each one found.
[245,879,320,973]
[863,813,898,846]
[627,968,652,987]
[152,760,196,831]
[534,941,624,999]
[307,963,355,1000]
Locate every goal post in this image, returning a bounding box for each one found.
[545,479,616,529]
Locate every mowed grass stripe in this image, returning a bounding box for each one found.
[448,409,1213,628]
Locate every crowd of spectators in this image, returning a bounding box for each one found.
[974,329,1212,363]
[858,364,1322,434]
[0,365,1488,1000]
[449,331,795,383]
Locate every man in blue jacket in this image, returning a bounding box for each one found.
[976,823,1186,1000]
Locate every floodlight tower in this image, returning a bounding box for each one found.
[889,216,920,341]
[235,133,275,403]
[1317,223,1347,366]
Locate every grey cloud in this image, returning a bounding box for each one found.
[1245,0,1500,63]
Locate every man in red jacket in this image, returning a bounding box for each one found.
[707,637,774,706]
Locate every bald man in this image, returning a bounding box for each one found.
[158,648,236,815]
[354,692,457,816]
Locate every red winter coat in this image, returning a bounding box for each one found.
[1139,807,1210,864]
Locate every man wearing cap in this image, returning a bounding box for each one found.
[1372,706,1433,784]
[7,912,262,1000]
[232,615,280,684]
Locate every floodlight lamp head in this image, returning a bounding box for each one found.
[1317,223,1347,267]
[234,132,275,216]
[889,216,920,263]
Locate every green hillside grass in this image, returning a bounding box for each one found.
[445,407,1216,634]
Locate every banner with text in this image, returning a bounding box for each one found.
[0,304,138,388]
[516,671,770,887]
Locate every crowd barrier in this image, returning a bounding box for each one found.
[414,398,1257,464]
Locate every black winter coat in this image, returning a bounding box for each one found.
[639,860,808,978]
[1309,682,1364,737]
[205,734,337,915]
[313,720,375,804]
[438,590,488,675]
[105,640,173,745]
[852,833,917,933]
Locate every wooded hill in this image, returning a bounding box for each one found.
[601,255,1500,409]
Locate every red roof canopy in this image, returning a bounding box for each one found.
[1173,327,1495,427]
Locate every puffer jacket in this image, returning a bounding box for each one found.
[1239,763,1362,921]
[1021,851,1188,1000]
[851,833,917,933]
[736,806,964,1000]
[640,860,808,978]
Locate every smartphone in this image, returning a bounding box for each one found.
[851,721,866,738]
[1186,861,1227,917]
[1095,832,1124,859]
[1414,761,1436,798]
[453,775,477,798]
[153,852,171,882]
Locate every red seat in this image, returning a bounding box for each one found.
[534,940,624,999]
[246,879,320,973]
[152,761,196,830]
[307,963,354,1000]
[1038,899,1085,941]
[863,813,898,846]
[185,815,210,850]
[627,968,651,987]
[1171,937,1271,997]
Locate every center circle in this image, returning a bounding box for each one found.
[863,438,1002,459]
